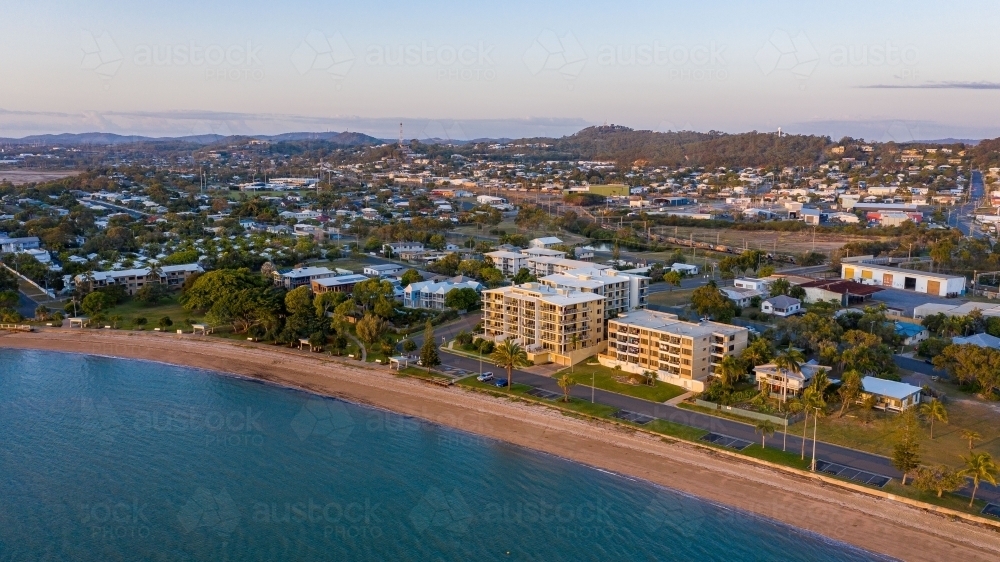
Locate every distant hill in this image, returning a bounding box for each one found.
[512,125,835,168]
[0,131,382,147]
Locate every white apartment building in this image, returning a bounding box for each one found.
[484,250,527,277]
[482,282,606,366]
[539,267,648,318]
[526,256,613,278]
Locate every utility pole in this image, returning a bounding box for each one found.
[810,407,819,471]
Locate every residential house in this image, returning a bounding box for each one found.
[403,277,483,310]
[760,295,801,317]
[841,261,966,297]
[274,266,337,290]
[859,377,922,412]
[754,360,832,400]
[529,236,564,249]
[670,263,699,275]
[952,333,1000,350]
[311,274,369,294]
[363,264,405,278]
[895,322,929,346]
[719,286,762,308]
[734,278,771,292]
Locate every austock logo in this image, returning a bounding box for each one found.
[409,487,472,534]
[289,398,355,444]
[177,487,241,536]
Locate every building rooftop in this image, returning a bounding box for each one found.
[612,309,744,337]
[280,266,335,279]
[862,376,922,400]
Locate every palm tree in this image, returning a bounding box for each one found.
[802,386,826,461]
[919,398,948,440]
[961,429,982,452]
[491,339,529,389]
[716,355,745,391]
[787,397,810,460]
[959,452,999,508]
[557,374,575,403]
[755,419,777,448]
[772,345,805,404]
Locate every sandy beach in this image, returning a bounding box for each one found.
[3,329,1000,561]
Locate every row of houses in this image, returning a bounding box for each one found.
[70,264,204,295]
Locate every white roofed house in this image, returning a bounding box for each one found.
[529,236,563,249]
[859,377,922,412]
[670,263,699,275]
[363,263,405,278]
[719,286,762,308]
[0,236,40,253]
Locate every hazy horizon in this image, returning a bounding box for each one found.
[2,0,999,142]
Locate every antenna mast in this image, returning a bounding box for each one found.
[398,123,403,148]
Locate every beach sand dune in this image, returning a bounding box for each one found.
[4,329,1000,562]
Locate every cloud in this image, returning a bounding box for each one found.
[861,81,1000,90]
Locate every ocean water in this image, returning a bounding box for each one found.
[0,349,886,561]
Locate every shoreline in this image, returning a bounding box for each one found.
[4,329,1000,561]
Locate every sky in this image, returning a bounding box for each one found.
[1,0,999,141]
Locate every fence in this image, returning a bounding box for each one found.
[0,324,33,332]
[691,399,801,426]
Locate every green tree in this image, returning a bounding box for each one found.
[158,316,173,330]
[444,287,480,311]
[772,345,805,404]
[402,339,417,353]
[356,313,387,347]
[715,355,745,391]
[353,278,395,311]
[400,269,423,286]
[892,410,922,485]
[557,374,575,402]
[912,465,965,498]
[419,321,441,368]
[512,268,536,284]
[961,429,982,452]
[919,398,948,440]
[491,338,529,389]
[959,452,999,507]
[134,283,169,304]
[663,270,682,291]
[690,282,736,323]
[755,419,777,448]
[837,370,863,417]
[81,291,111,316]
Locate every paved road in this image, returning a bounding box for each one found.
[950,170,985,238]
[413,329,999,502]
[894,355,945,377]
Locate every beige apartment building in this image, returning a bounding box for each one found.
[599,309,748,391]
[482,282,606,366]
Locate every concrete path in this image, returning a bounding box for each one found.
[666,391,695,406]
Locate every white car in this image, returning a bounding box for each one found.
[477,372,494,382]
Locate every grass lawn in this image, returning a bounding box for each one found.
[646,419,708,441]
[739,443,811,470]
[646,288,695,308]
[786,397,1000,467]
[882,481,990,516]
[398,366,453,383]
[100,295,203,330]
[562,360,687,403]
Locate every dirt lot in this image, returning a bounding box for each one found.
[655,225,884,256]
[0,169,80,185]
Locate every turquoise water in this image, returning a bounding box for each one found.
[0,349,886,561]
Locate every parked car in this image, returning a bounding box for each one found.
[494,378,509,388]
[477,372,494,382]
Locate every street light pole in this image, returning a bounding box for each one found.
[592,372,595,403]
[810,407,819,471]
